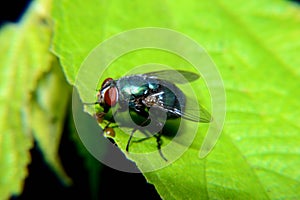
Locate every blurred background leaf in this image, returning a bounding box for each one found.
[0,0,72,199]
[27,59,72,185]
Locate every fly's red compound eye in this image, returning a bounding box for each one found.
[104,87,118,106]
[102,78,113,88]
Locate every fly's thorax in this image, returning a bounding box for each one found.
[116,75,159,102]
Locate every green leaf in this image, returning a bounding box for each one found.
[22,0,72,186]
[51,0,171,84]
[51,0,300,199]
[28,60,72,185]
[0,0,71,198]
[0,24,33,199]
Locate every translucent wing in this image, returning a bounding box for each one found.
[143,70,200,84]
[162,103,212,123]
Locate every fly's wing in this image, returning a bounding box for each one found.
[185,104,212,123]
[127,70,209,122]
[143,70,210,122]
[163,104,212,123]
[144,70,200,84]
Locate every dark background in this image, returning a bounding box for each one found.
[1,1,160,200]
[0,0,30,26]
[2,0,300,199]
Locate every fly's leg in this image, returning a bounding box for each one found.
[154,132,168,161]
[126,117,151,152]
[95,110,119,137]
[152,119,168,161]
[129,117,168,161]
[126,128,137,152]
[125,112,168,161]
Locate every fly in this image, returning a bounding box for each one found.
[86,70,212,161]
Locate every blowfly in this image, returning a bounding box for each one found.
[87,70,212,161]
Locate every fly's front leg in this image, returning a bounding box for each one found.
[95,110,119,138]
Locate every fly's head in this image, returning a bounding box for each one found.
[94,78,118,124]
[97,78,119,109]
